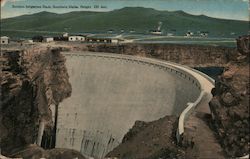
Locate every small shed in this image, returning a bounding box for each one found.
[63,32,69,37]
[43,37,54,42]
[1,36,9,44]
[111,39,119,44]
[28,40,34,43]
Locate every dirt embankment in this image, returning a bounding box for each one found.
[209,35,249,157]
[0,47,85,158]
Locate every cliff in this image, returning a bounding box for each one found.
[0,47,84,158]
[209,35,249,157]
[87,43,238,67]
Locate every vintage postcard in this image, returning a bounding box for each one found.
[0,0,249,159]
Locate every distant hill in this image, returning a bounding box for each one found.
[1,7,249,38]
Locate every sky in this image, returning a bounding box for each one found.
[0,0,249,21]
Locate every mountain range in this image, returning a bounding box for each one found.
[1,7,249,38]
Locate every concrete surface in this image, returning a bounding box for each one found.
[55,52,202,158]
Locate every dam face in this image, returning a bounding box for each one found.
[56,52,201,158]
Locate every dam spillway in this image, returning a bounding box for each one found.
[55,52,202,158]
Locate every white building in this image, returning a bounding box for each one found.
[44,37,54,42]
[63,32,69,37]
[28,40,34,43]
[68,36,85,42]
[111,39,119,44]
[1,36,9,44]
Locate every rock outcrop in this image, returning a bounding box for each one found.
[209,35,249,157]
[106,116,185,159]
[0,47,80,158]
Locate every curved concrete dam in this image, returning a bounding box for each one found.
[55,52,203,158]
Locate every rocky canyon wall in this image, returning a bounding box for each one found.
[86,43,239,67]
[0,47,74,158]
[209,35,249,157]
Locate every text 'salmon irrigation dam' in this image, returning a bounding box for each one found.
[53,52,213,158]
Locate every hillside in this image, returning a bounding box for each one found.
[1,7,249,38]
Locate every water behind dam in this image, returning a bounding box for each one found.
[194,67,224,81]
[55,52,200,158]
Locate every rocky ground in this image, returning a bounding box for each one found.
[106,116,184,159]
[209,35,249,157]
[2,144,85,159]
